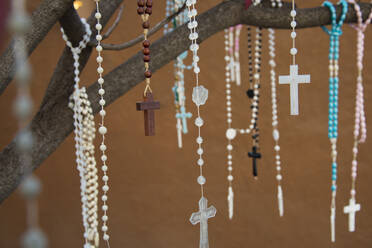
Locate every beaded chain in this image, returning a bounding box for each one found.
[234,25,242,86]
[187,1,217,247]
[61,19,100,247]
[278,0,311,115]
[268,27,284,217]
[248,27,262,179]
[247,27,254,90]
[166,0,193,148]
[321,0,348,242]
[137,0,154,95]
[343,0,371,233]
[93,0,111,244]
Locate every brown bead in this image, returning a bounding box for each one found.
[144,55,151,62]
[142,21,150,29]
[143,48,150,55]
[143,40,150,48]
[145,70,152,78]
[137,7,144,15]
[145,7,152,15]
[137,0,145,7]
[146,0,153,7]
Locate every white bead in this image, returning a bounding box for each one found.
[196,137,203,144]
[102,185,109,192]
[99,99,105,106]
[96,34,102,41]
[197,159,204,166]
[197,148,203,155]
[102,165,108,171]
[96,45,103,52]
[96,56,103,63]
[274,145,280,151]
[227,175,233,181]
[98,78,104,84]
[290,10,297,17]
[102,225,108,232]
[291,31,297,39]
[101,155,107,161]
[102,194,108,201]
[99,126,107,134]
[276,174,282,181]
[96,24,102,31]
[273,129,279,141]
[194,117,204,127]
[95,12,102,19]
[227,144,233,151]
[197,176,206,185]
[100,144,107,151]
[290,48,297,55]
[102,215,108,221]
[97,67,104,74]
[99,89,105,95]
[291,21,297,28]
[226,128,237,140]
[228,166,233,171]
[276,166,281,171]
[103,234,109,241]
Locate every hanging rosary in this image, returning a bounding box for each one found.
[343,0,371,233]
[136,0,161,136]
[321,0,348,242]
[267,0,284,217]
[279,0,311,115]
[61,19,100,247]
[186,1,217,248]
[166,0,193,148]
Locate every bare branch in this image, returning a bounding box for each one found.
[0,0,371,203]
[91,1,187,50]
[102,4,125,40]
[0,0,75,96]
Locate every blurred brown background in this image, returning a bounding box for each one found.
[1,0,372,247]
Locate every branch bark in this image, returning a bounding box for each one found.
[0,0,371,203]
[0,0,75,95]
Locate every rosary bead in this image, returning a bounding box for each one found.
[102,215,108,221]
[99,126,107,134]
[103,234,110,241]
[142,21,150,29]
[95,12,102,19]
[137,7,145,15]
[143,40,150,47]
[144,55,151,62]
[144,70,152,78]
[143,48,150,55]
[146,0,153,7]
[145,7,152,15]
[102,225,108,232]
[197,176,206,185]
[137,0,145,7]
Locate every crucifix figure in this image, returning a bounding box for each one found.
[136,92,160,136]
[176,106,192,134]
[279,64,310,115]
[343,198,361,232]
[190,197,217,248]
[248,146,261,178]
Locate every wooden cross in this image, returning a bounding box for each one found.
[136,92,160,136]
[248,146,261,178]
[176,106,192,134]
[279,64,310,115]
[190,197,217,248]
[343,198,361,232]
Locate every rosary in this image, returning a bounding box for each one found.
[136,0,161,136]
[321,0,348,242]
[342,0,371,234]
[186,1,217,248]
[279,0,311,115]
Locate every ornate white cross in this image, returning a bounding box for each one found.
[343,198,361,232]
[279,64,310,115]
[190,197,217,248]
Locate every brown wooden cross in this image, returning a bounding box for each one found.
[136,92,160,136]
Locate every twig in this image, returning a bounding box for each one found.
[102,4,124,40]
[90,1,187,50]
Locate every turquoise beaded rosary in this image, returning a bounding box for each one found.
[321,0,348,243]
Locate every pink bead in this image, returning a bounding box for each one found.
[351,189,356,196]
[352,172,357,178]
[352,166,357,172]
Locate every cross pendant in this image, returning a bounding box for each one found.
[343,198,361,232]
[248,146,261,178]
[279,64,310,115]
[136,92,160,136]
[190,197,217,248]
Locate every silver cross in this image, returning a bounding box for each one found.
[190,197,217,248]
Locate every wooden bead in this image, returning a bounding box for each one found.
[137,0,145,7]
[144,55,151,62]
[142,21,150,29]
[143,40,150,48]
[146,0,153,7]
[137,7,144,15]
[143,48,150,55]
[145,70,152,78]
[145,7,152,15]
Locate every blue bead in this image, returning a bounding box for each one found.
[332,185,337,191]
[332,163,337,169]
[332,175,337,180]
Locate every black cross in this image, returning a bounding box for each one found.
[248,146,261,178]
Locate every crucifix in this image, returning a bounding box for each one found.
[279,64,310,115]
[176,106,192,134]
[190,197,217,248]
[248,146,261,178]
[343,198,361,232]
[136,92,160,136]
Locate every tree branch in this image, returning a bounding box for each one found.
[0,0,75,96]
[102,4,125,40]
[0,0,371,203]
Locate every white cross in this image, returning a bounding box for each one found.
[190,197,217,248]
[227,186,234,220]
[176,118,182,148]
[279,64,310,115]
[343,198,361,232]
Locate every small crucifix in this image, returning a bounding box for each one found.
[136,92,160,136]
[248,146,261,178]
[279,64,310,115]
[176,106,192,134]
[190,197,217,248]
[343,198,361,232]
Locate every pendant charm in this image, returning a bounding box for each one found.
[277,185,284,217]
[343,198,361,232]
[136,92,160,136]
[190,197,217,248]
